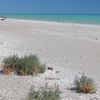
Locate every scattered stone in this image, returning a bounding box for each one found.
[0,70,3,75]
[56,71,60,73]
[0,16,6,21]
[47,67,53,70]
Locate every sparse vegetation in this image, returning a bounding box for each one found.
[0,91,4,100]
[74,73,96,93]
[2,54,19,75]
[3,54,19,66]
[16,55,46,75]
[27,85,60,100]
[2,54,46,75]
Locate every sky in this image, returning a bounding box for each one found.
[0,0,100,14]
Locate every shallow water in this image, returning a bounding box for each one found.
[0,14,100,25]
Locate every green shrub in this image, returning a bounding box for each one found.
[0,91,4,100]
[27,85,60,100]
[2,54,46,75]
[3,54,19,68]
[74,73,96,93]
[16,55,46,75]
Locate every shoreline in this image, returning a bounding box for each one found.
[7,18,100,28]
[1,13,100,26]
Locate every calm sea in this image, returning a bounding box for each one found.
[1,14,100,25]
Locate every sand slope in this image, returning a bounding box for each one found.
[0,19,100,100]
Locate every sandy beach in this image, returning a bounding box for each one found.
[0,19,100,100]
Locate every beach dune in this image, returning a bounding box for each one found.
[0,19,100,100]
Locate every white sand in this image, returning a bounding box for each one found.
[0,19,100,100]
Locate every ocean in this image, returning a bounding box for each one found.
[1,14,100,25]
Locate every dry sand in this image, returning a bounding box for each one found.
[0,19,100,100]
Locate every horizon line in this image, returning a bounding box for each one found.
[0,13,100,15]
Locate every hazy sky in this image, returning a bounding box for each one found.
[0,0,100,14]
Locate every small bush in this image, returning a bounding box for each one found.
[2,54,46,75]
[16,55,46,75]
[74,73,96,93]
[3,54,19,67]
[27,85,60,100]
[2,54,19,74]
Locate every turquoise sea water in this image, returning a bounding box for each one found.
[1,14,100,25]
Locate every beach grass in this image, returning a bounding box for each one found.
[2,54,46,75]
[26,84,60,100]
[73,73,96,93]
